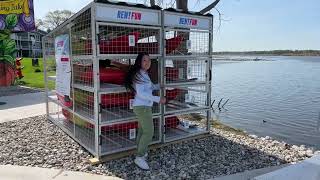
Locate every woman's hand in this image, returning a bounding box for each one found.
[159,97,167,104]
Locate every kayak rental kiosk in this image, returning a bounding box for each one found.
[43,0,213,159]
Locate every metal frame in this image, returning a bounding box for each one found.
[43,1,213,158]
[161,10,213,143]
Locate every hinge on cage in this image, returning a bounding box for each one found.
[99,135,102,145]
[209,69,212,81]
[96,34,100,45]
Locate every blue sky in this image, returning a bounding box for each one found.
[34,0,320,51]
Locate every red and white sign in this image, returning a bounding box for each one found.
[96,4,160,25]
[55,34,71,97]
[164,12,211,30]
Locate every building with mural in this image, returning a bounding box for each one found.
[11,29,47,57]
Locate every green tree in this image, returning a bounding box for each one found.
[37,10,74,31]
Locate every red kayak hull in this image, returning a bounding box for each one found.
[84,33,183,55]
[62,109,179,131]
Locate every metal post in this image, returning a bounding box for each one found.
[42,37,49,118]
[206,16,214,131]
[68,24,76,136]
[160,10,166,143]
[91,5,100,158]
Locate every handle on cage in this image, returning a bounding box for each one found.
[98,103,102,113]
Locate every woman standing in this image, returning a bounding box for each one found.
[125,52,166,170]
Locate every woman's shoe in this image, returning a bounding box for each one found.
[134,156,150,170]
[143,153,148,159]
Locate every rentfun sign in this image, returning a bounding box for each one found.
[96,4,160,25]
[164,12,211,30]
[179,17,198,26]
[117,10,141,20]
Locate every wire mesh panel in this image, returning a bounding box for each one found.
[74,114,96,153]
[101,118,160,155]
[164,30,209,56]
[48,100,74,136]
[43,36,57,89]
[97,24,161,55]
[71,8,92,56]
[164,85,208,114]
[72,59,94,87]
[164,110,209,142]
[73,88,95,120]
[43,36,56,71]
[165,59,208,85]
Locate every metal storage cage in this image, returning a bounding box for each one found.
[161,9,213,143]
[43,0,213,159]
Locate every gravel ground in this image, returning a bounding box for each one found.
[0,115,318,179]
[0,86,42,97]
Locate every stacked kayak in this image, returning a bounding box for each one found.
[84,31,184,54]
[61,32,185,132]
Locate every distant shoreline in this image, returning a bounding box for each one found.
[213,56,273,61]
[213,50,320,57]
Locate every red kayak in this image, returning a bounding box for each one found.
[62,108,179,131]
[78,67,126,85]
[101,116,179,132]
[85,32,141,54]
[136,35,184,54]
[84,33,183,55]
[87,88,180,108]
[59,88,180,110]
[57,94,72,107]
[100,31,140,54]
[77,66,180,84]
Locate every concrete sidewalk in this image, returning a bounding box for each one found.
[0,92,46,123]
[214,154,320,180]
[0,165,122,180]
[254,154,320,180]
[213,164,288,180]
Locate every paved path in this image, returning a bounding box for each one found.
[0,165,122,180]
[253,154,320,180]
[213,164,289,180]
[0,92,46,123]
[214,154,320,180]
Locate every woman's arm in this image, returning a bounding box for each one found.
[151,83,160,90]
[135,83,160,103]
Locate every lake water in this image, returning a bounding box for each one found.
[212,56,320,149]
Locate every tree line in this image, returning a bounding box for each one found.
[213,50,320,56]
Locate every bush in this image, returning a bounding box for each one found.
[34,69,41,73]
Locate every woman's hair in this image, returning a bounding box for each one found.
[124,52,149,93]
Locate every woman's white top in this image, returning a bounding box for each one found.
[133,70,160,107]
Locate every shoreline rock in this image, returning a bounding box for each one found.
[0,115,316,179]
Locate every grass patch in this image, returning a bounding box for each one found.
[17,58,55,89]
[212,120,247,136]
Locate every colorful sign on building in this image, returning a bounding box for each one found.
[0,0,35,32]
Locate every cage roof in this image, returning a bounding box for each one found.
[95,0,213,17]
[94,0,161,10]
[164,8,213,17]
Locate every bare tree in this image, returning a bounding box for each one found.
[199,0,221,14]
[37,10,74,31]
